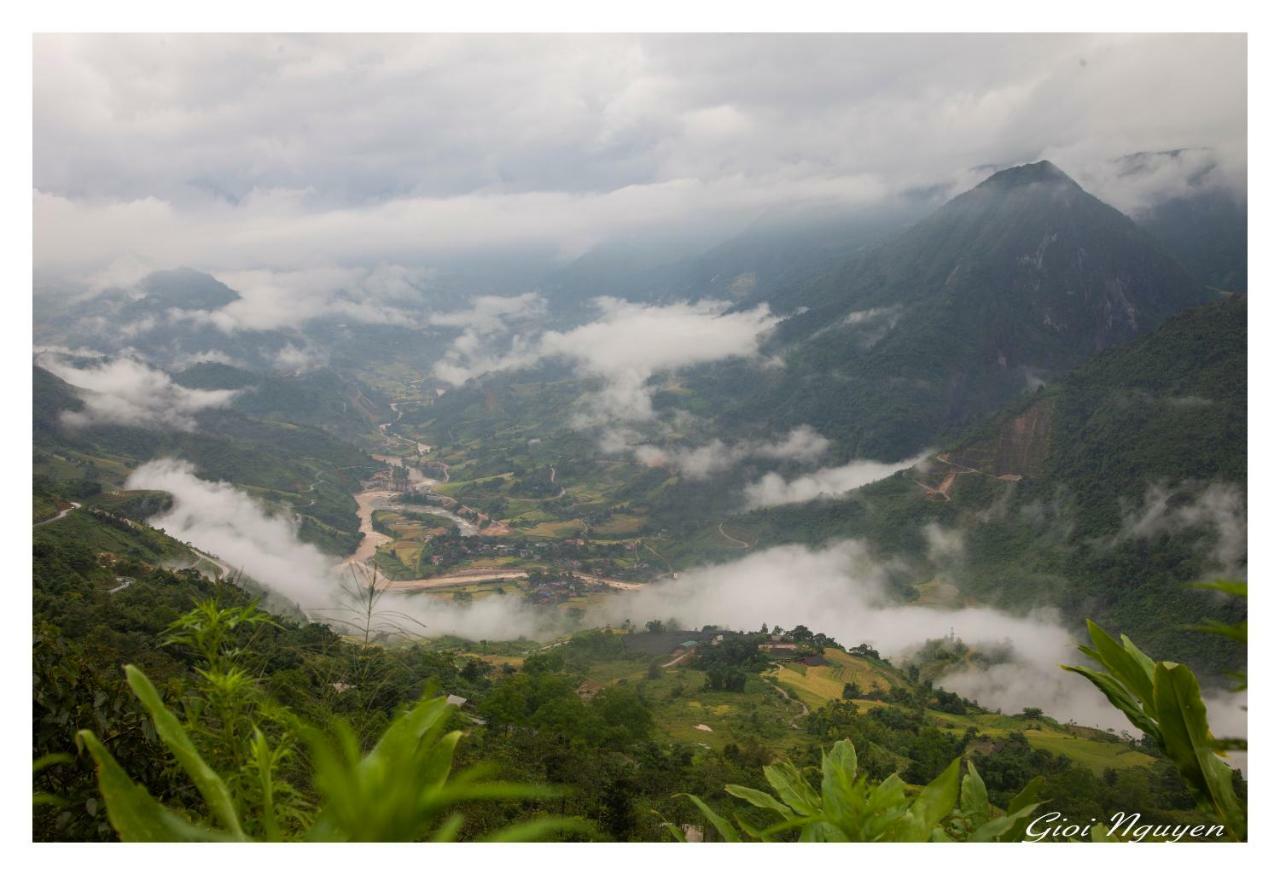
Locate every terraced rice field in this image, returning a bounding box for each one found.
[767,648,903,708]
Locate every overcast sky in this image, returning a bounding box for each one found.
[34,33,1246,290]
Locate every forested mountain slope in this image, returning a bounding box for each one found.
[692,297,1246,675]
[700,161,1213,458]
[33,365,376,554]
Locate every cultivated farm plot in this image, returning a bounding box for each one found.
[591,514,649,536]
[767,648,902,709]
[927,710,1157,775]
[1023,729,1156,773]
[572,658,808,754]
[524,519,586,538]
[651,673,809,753]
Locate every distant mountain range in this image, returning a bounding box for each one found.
[696,160,1218,457]
[31,156,1246,676]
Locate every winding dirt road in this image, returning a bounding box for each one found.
[34,502,80,527]
[717,521,750,549]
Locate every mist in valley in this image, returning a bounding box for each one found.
[121,458,1245,752]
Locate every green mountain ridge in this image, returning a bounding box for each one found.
[33,364,377,555]
[703,161,1212,458]
[693,297,1245,675]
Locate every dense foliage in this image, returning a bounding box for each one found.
[34,516,1242,842]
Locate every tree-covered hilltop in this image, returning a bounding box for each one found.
[33,512,1239,842]
[171,361,391,443]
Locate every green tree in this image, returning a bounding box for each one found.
[1063,619,1245,840]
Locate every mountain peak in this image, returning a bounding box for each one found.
[976,160,1077,191]
[139,268,240,311]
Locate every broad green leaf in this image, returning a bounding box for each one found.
[807,821,851,842]
[250,727,280,842]
[1002,775,1046,841]
[820,739,859,828]
[970,802,1040,842]
[866,772,907,813]
[724,784,793,816]
[425,780,561,808]
[826,738,858,778]
[757,814,823,839]
[734,816,773,841]
[1120,634,1158,689]
[677,793,740,842]
[33,752,72,772]
[1185,620,1247,644]
[911,757,960,829]
[420,729,462,790]
[1085,620,1154,711]
[884,808,931,842]
[1191,580,1247,598]
[76,730,234,842]
[1062,665,1160,738]
[1153,662,1246,840]
[762,761,820,816]
[430,813,464,842]
[863,774,910,841]
[960,761,989,824]
[124,665,245,839]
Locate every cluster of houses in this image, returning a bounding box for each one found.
[524,575,613,606]
[760,637,828,666]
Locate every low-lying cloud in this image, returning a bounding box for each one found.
[1120,482,1247,576]
[38,351,238,431]
[128,459,337,606]
[744,451,931,508]
[630,425,831,480]
[119,460,1246,744]
[125,458,549,641]
[197,264,432,332]
[434,297,781,422]
[595,540,1246,738]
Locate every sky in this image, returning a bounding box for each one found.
[34,33,1247,291]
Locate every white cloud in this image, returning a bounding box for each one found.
[125,458,548,640]
[433,297,782,421]
[37,351,238,431]
[119,459,1249,738]
[34,34,1245,289]
[169,349,240,370]
[33,175,887,288]
[427,292,546,335]
[923,522,966,565]
[195,264,431,332]
[1120,482,1247,576]
[128,459,338,607]
[629,425,831,479]
[744,451,931,508]
[273,343,326,374]
[593,539,1226,731]
[429,293,548,385]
